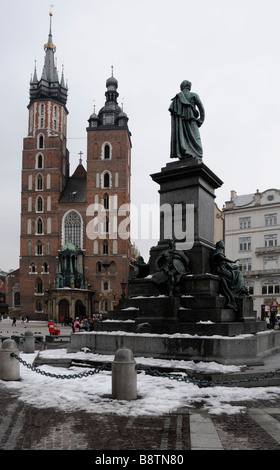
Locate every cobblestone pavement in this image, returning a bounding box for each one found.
[1,384,280,451]
[1,320,280,452]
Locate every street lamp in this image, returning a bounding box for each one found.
[121,279,127,299]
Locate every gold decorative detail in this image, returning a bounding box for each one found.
[44,42,56,52]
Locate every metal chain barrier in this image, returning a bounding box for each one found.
[10,352,110,380]
[11,352,280,387]
[142,366,280,388]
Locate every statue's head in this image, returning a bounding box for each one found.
[180,80,192,91]
[216,240,225,250]
[167,238,175,248]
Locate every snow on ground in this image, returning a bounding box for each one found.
[1,348,280,416]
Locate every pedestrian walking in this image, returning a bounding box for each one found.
[73,318,81,333]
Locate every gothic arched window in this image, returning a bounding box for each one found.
[14,292,20,307]
[104,217,109,234]
[37,241,42,255]
[37,217,43,234]
[96,262,102,274]
[43,263,48,273]
[37,174,43,190]
[37,154,43,169]
[103,240,109,255]
[30,263,36,274]
[104,193,109,210]
[104,144,110,159]
[63,211,82,248]
[36,278,43,294]
[103,172,110,188]
[37,196,43,212]
[39,135,44,149]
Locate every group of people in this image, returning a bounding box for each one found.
[71,315,106,332]
[51,314,106,333]
[265,315,280,330]
[12,316,30,326]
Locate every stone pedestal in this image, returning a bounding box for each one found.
[149,158,223,274]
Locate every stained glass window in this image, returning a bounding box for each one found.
[64,211,82,248]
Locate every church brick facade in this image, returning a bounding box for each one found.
[7,13,134,322]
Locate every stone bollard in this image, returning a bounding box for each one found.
[0,339,20,381]
[112,348,137,400]
[23,330,35,353]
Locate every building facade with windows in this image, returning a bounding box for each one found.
[224,189,280,318]
[7,13,134,321]
[0,269,8,317]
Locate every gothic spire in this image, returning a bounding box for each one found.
[29,11,68,107]
[43,11,59,83]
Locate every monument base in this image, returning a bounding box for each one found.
[66,275,279,366]
[66,157,280,367]
[67,329,280,366]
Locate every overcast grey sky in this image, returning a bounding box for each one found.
[1,0,280,271]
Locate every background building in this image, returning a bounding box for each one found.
[8,13,134,321]
[0,269,8,317]
[224,189,280,319]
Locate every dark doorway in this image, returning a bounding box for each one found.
[75,299,85,319]
[59,299,69,324]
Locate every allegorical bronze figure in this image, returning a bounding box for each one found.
[211,241,251,311]
[152,238,190,296]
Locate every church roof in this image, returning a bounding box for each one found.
[59,164,87,203]
[72,163,87,179]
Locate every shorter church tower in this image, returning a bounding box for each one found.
[86,69,133,313]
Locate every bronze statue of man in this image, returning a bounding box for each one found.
[169,80,205,160]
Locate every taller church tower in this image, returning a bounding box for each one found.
[20,12,69,317]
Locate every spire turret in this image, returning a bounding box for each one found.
[30,60,38,84]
